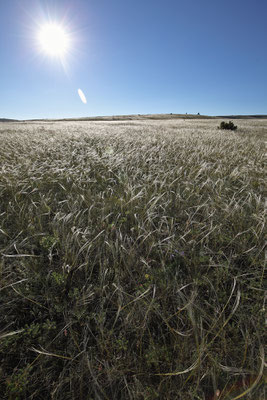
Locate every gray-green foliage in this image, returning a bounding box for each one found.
[0,119,266,399]
[219,121,237,130]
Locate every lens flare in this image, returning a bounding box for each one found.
[78,89,87,104]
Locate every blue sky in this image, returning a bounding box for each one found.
[0,0,266,119]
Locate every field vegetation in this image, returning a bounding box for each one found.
[0,118,266,399]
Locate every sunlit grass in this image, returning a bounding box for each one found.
[0,118,266,399]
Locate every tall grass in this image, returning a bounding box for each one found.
[0,119,266,399]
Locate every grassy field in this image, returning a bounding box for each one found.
[0,118,266,399]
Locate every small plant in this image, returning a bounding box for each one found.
[219,121,237,130]
[39,235,58,250]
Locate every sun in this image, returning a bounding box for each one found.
[38,23,70,57]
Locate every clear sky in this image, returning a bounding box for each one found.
[1,0,266,119]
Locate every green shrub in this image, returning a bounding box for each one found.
[219,120,237,130]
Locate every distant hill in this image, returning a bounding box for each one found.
[21,113,213,122]
[56,113,215,121]
[1,114,267,122]
[0,118,19,122]
[217,115,267,119]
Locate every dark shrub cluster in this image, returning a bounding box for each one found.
[219,121,237,130]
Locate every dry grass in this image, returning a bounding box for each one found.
[0,118,266,399]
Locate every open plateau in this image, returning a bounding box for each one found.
[0,116,266,399]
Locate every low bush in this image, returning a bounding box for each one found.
[219,121,237,130]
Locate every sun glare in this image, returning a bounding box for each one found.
[78,89,87,104]
[38,23,70,57]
